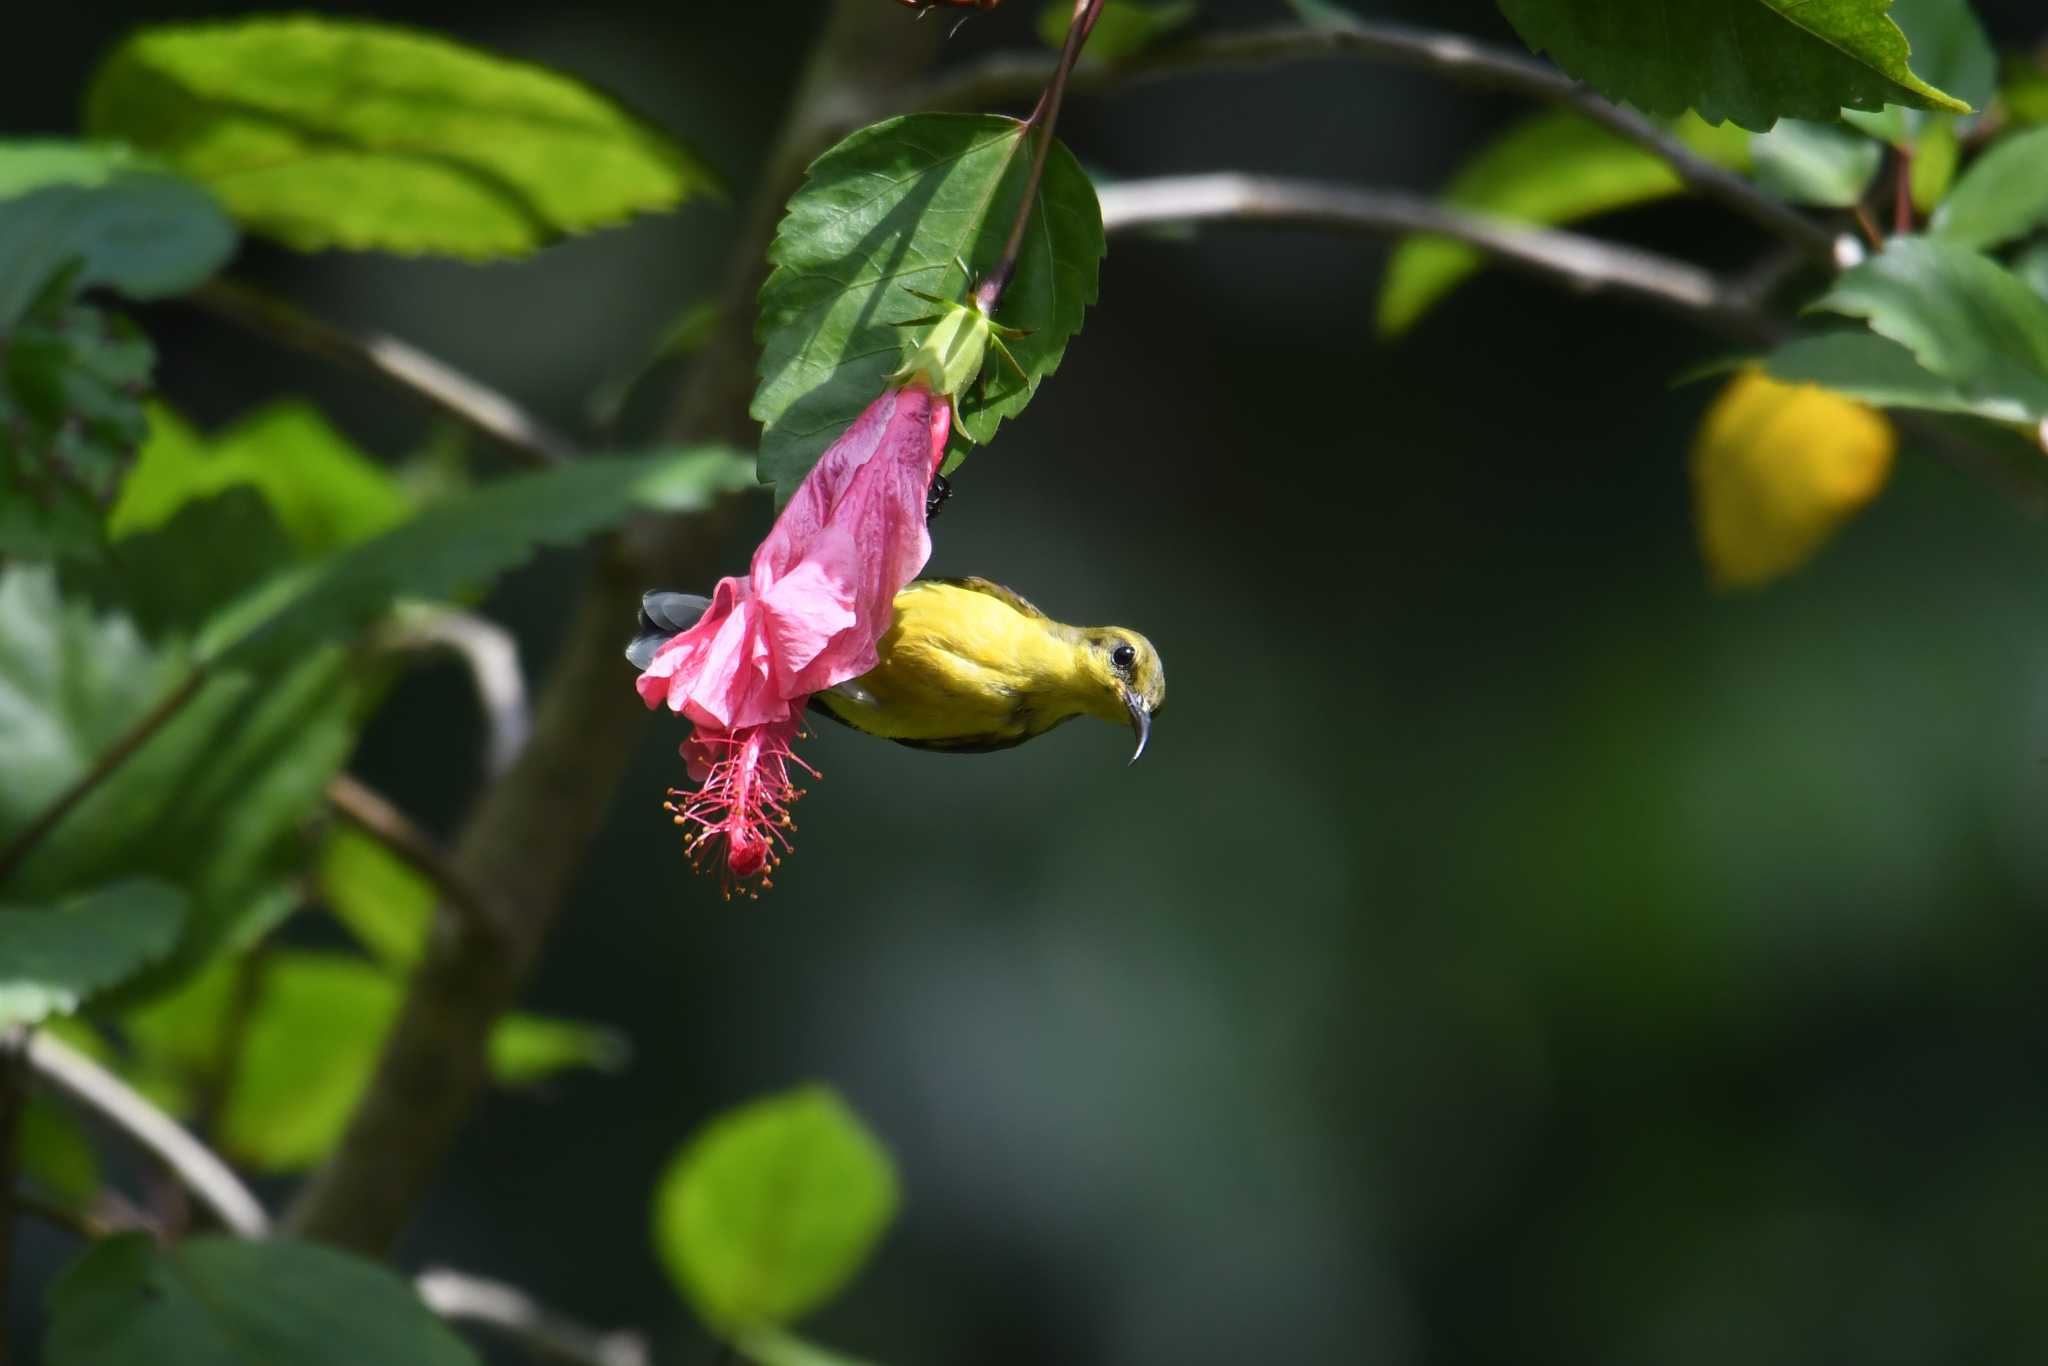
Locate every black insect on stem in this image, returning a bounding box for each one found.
[926,471,953,522]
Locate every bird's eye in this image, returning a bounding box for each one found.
[1110,642,1136,673]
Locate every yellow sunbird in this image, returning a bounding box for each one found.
[627,577,1166,762]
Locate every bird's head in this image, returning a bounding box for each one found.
[1075,626,1166,764]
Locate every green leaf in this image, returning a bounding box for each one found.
[110,403,413,556]
[315,826,433,968]
[20,1095,101,1211]
[1909,115,1961,213]
[1763,329,2033,422]
[1930,126,2048,249]
[490,1014,630,1087]
[2004,55,2048,125]
[1037,1,1195,61]
[1493,0,1971,132]
[0,881,185,1027]
[0,141,236,330]
[0,299,154,558]
[1750,119,1884,206]
[84,16,719,260]
[212,446,753,672]
[653,1085,899,1333]
[737,1326,885,1366]
[2014,242,2048,302]
[1811,235,2048,422]
[752,114,1104,497]
[1378,110,1747,336]
[46,1233,478,1366]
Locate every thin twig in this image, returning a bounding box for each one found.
[325,774,508,943]
[917,20,1833,263]
[379,607,533,778]
[190,279,579,469]
[0,668,210,888]
[24,1031,272,1238]
[1095,174,1771,339]
[417,1268,652,1366]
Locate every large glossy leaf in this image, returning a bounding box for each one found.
[1690,369,1896,588]
[0,141,235,329]
[752,114,1104,497]
[213,446,754,672]
[0,880,185,1027]
[1764,329,2032,423]
[1378,110,1749,336]
[1494,0,1971,131]
[1929,126,2048,250]
[84,16,718,259]
[46,1233,478,1366]
[111,403,412,556]
[1840,0,1997,144]
[1811,235,2048,422]
[654,1085,898,1332]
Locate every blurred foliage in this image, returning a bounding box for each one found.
[1037,0,1195,60]
[85,16,718,259]
[0,880,185,1027]
[1929,124,2048,247]
[1749,118,1884,206]
[18,1095,100,1213]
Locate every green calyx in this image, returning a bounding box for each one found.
[886,279,1030,408]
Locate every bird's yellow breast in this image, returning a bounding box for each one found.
[818,581,1089,743]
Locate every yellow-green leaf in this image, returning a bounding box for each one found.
[1690,370,1896,589]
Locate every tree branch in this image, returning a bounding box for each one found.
[190,279,580,469]
[916,20,1833,263]
[24,1031,272,1238]
[416,1268,651,1366]
[1096,174,1769,337]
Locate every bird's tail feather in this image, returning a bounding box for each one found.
[625,590,712,669]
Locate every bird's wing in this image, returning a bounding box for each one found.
[625,590,711,669]
[922,576,1048,620]
[888,714,1076,754]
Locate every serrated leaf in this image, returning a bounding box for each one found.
[1811,235,2048,422]
[1764,329,2032,423]
[1494,0,1970,132]
[111,403,412,556]
[84,16,719,260]
[653,1085,898,1333]
[1379,110,1749,336]
[0,141,236,330]
[212,446,754,672]
[752,114,1103,497]
[1691,369,1896,588]
[1037,0,1195,61]
[46,1233,478,1366]
[0,880,185,1027]
[1930,126,2048,249]
[1750,119,1884,207]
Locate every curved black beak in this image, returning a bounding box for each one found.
[1123,687,1152,765]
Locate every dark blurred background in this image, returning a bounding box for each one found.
[10,1,2048,1362]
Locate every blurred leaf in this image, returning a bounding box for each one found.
[752,114,1103,496]
[737,1326,885,1366]
[1379,110,1749,336]
[1493,0,1970,132]
[0,880,185,1027]
[212,446,753,671]
[1812,235,2048,422]
[0,298,154,558]
[1764,329,2034,423]
[653,1084,898,1333]
[315,826,433,968]
[2003,54,2048,124]
[0,565,358,968]
[1038,1,1194,61]
[490,1014,630,1087]
[1690,369,1896,588]
[45,1233,478,1366]
[85,16,718,259]
[1285,0,1356,21]
[72,488,297,639]
[19,1095,100,1211]
[2015,241,2048,301]
[589,300,722,429]
[1929,126,2048,249]
[1909,115,1960,214]
[0,140,235,329]
[111,403,412,556]
[1750,119,1884,206]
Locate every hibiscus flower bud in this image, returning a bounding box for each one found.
[636,379,951,893]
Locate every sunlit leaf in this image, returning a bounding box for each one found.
[1378,110,1748,336]
[1909,115,1960,214]
[1750,119,1883,207]
[737,1326,885,1366]
[1929,126,2048,250]
[315,826,434,968]
[0,880,185,1027]
[752,114,1103,496]
[1811,235,2048,422]
[1691,369,1896,588]
[1494,0,1971,131]
[490,1014,630,1087]
[653,1085,898,1332]
[46,1233,478,1366]
[85,16,719,259]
